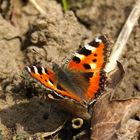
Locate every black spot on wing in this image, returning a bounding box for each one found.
[83,63,91,69]
[88,35,108,48]
[88,40,99,48]
[82,72,94,81]
[92,59,97,62]
[94,54,97,57]
[30,66,35,73]
[37,66,43,74]
[57,84,65,91]
[100,77,105,83]
[100,71,105,77]
[95,90,101,98]
[78,48,91,56]
[72,56,81,63]
[49,79,54,84]
[45,68,49,74]
[99,82,104,89]
[99,35,107,44]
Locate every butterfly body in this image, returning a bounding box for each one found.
[52,63,83,97]
[26,35,110,117]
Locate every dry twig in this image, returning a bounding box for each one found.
[105,0,140,72]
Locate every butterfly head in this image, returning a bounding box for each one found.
[52,62,67,84]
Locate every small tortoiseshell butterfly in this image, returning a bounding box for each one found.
[26,35,109,118]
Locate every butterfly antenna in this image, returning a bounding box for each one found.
[32,48,44,57]
[31,48,45,65]
[105,0,140,72]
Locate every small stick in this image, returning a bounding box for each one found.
[29,0,46,15]
[105,0,140,72]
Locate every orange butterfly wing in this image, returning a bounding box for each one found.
[26,66,81,101]
[68,35,109,101]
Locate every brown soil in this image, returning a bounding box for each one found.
[0,0,139,139]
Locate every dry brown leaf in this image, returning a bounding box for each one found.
[91,94,140,140]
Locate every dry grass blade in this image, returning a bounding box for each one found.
[29,0,46,15]
[105,0,140,72]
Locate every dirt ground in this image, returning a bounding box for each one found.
[0,0,139,140]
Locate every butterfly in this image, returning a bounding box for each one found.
[26,35,110,119]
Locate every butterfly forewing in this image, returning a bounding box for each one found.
[67,35,109,102]
[26,66,81,101]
